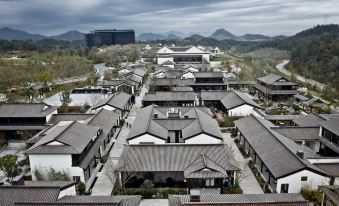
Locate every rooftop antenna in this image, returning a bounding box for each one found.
[323,15,329,24]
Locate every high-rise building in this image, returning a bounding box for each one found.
[85,29,135,48]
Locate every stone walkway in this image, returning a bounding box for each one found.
[222,133,264,194]
[91,82,148,195]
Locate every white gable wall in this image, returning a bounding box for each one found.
[29,154,85,182]
[157,47,173,54]
[276,169,330,193]
[58,185,76,199]
[228,104,255,116]
[128,134,166,145]
[184,134,222,144]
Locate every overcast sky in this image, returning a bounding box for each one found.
[1,0,339,36]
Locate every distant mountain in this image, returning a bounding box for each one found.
[137,32,181,41]
[241,34,272,41]
[0,27,45,41]
[50,30,84,41]
[210,29,236,40]
[0,27,85,41]
[185,34,206,41]
[272,35,288,40]
[294,24,339,38]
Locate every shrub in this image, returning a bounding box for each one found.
[77,181,86,195]
[141,179,155,198]
[222,183,243,194]
[229,128,237,137]
[300,187,322,206]
[34,168,45,181]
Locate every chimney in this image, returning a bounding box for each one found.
[153,113,158,118]
[184,115,189,119]
[190,190,200,202]
[296,150,304,159]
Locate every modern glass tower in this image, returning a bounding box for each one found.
[85,29,135,48]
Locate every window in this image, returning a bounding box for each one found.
[205,178,215,187]
[280,184,289,193]
[73,176,80,182]
[301,176,308,181]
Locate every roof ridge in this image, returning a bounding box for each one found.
[53,121,77,143]
[250,114,308,169]
[193,107,204,132]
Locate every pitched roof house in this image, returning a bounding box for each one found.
[201,90,261,116]
[127,105,223,144]
[142,91,196,107]
[235,114,330,193]
[117,144,239,191]
[26,109,120,185]
[0,103,58,131]
[254,74,298,101]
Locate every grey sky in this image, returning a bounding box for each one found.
[0,0,339,36]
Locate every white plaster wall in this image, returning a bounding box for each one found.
[181,72,194,79]
[154,73,166,79]
[202,53,210,62]
[46,110,58,122]
[185,134,222,144]
[276,170,330,193]
[128,134,166,144]
[157,57,173,65]
[228,104,254,116]
[58,185,76,199]
[29,154,85,182]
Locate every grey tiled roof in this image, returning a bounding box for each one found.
[272,126,320,141]
[26,121,102,155]
[221,90,261,110]
[172,86,194,92]
[319,115,339,136]
[314,163,339,177]
[92,92,132,110]
[0,186,60,206]
[293,113,327,127]
[142,91,196,102]
[201,91,230,101]
[0,103,58,118]
[169,193,308,206]
[24,181,76,189]
[184,154,228,178]
[235,115,325,178]
[118,144,239,172]
[127,105,222,140]
[55,195,141,206]
[47,113,94,124]
[257,74,297,86]
[153,78,195,86]
[264,114,303,121]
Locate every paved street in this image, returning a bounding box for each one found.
[91,80,148,195]
[222,133,264,194]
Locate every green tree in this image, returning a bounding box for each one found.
[36,71,53,85]
[0,154,22,184]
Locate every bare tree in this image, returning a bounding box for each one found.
[105,154,137,192]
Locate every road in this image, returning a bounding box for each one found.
[94,63,107,80]
[90,75,149,195]
[276,60,325,91]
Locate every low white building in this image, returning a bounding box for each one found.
[127,105,223,145]
[201,90,262,116]
[156,46,210,65]
[235,115,330,193]
[26,109,120,185]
